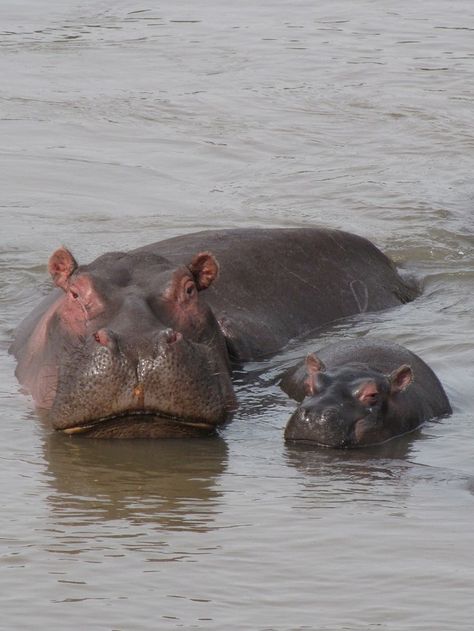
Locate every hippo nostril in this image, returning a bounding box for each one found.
[162,329,183,345]
[93,328,117,350]
[322,407,340,423]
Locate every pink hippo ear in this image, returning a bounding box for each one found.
[304,353,326,396]
[188,252,220,290]
[48,247,78,290]
[389,364,413,393]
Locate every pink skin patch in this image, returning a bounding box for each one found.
[353,417,374,444]
[57,274,105,337]
[31,364,59,410]
[161,253,219,332]
[16,296,63,408]
[18,274,105,409]
[162,270,208,333]
[24,296,63,361]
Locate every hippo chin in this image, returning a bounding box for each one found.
[281,339,451,448]
[10,228,417,438]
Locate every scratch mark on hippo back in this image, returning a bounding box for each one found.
[276,263,320,292]
[350,279,369,313]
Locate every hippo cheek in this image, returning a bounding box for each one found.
[352,416,389,447]
[49,346,137,430]
[138,341,236,424]
[23,363,59,411]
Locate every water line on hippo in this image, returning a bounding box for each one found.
[10,228,418,438]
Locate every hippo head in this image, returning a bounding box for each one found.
[284,354,414,448]
[13,247,236,437]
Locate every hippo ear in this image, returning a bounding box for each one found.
[188,252,220,290]
[389,364,413,393]
[48,247,78,290]
[304,353,326,396]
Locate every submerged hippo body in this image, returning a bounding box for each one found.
[10,228,417,438]
[282,338,451,448]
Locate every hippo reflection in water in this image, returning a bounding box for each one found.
[281,338,451,448]
[10,228,417,438]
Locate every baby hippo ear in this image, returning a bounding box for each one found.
[304,353,326,397]
[389,364,413,393]
[48,247,78,290]
[188,252,220,290]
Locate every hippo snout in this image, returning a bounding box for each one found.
[48,327,235,434]
[93,328,118,350]
[158,329,183,346]
[284,404,355,448]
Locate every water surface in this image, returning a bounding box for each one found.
[1,1,474,629]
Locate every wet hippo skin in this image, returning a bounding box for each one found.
[10,228,417,438]
[281,338,451,448]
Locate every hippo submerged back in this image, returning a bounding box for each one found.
[136,228,418,360]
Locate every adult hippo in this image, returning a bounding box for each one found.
[281,338,451,448]
[10,228,417,438]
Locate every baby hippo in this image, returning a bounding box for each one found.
[281,339,451,448]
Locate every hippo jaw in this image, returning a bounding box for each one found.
[47,395,236,439]
[48,386,236,439]
[284,405,387,449]
[42,335,236,438]
[57,410,223,438]
[284,404,418,449]
[284,407,354,448]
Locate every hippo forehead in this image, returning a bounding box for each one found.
[77,251,180,293]
[311,364,390,399]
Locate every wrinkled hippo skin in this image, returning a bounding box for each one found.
[281,338,451,448]
[10,228,417,438]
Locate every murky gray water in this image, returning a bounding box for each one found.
[1,1,474,629]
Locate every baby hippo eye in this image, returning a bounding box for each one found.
[184,281,196,297]
[70,289,79,299]
[353,381,379,407]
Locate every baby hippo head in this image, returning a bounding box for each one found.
[284,354,413,448]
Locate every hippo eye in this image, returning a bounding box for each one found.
[185,282,195,296]
[70,290,79,299]
[363,393,379,407]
